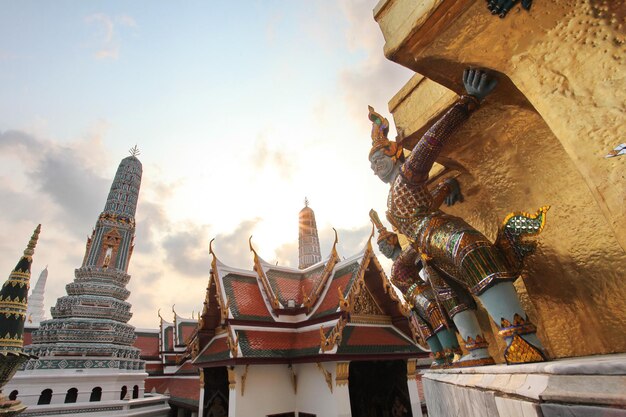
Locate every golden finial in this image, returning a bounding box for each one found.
[24,224,41,258]
[209,238,216,257]
[129,145,140,157]
[248,236,257,255]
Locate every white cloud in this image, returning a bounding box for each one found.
[84,13,137,60]
[337,0,413,121]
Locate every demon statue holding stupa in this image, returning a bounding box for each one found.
[370,209,495,367]
[367,68,549,365]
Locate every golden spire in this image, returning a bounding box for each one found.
[24,224,41,259]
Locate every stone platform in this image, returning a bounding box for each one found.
[422,354,626,417]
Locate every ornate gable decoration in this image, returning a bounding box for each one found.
[352,285,384,316]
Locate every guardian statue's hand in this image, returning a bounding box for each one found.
[486,0,532,18]
[463,68,498,101]
[444,178,464,206]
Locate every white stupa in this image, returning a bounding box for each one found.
[25,266,47,326]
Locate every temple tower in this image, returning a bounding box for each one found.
[0,225,40,416]
[298,198,321,269]
[23,148,145,377]
[25,266,47,326]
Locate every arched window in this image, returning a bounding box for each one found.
[38,389,53,405]
[8,390,18,401]
[120,386,127,400]
[64,388,78,404]
[89,387,102,402]
[132,385,139,399]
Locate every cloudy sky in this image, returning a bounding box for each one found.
[0,1,413,328]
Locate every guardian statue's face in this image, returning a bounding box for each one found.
[370,149,397,184]
[378,240,396,259]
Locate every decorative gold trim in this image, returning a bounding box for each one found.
[499,314,537,338]
[504,334,546,365]
[199,369,204,388]
[250,236,280,310]
[352,285,385,316]
[335,362,349,386]
[289,365,297,394]
[338,286,350,312]
[240,364,249,396]
[227,367,236,390]
[336,243,372,315]
[465,334,489,350]
[449,357,496,368]
[209,239,231,324]
[188,334,200,360]
[316,363,333,393]
[0,336,23,348]
[157,308,164,352]
[320,315,348,353]
[0,295,27,305]
[349,314,392,325]
[407,359,417,380]
[226,327,239,358]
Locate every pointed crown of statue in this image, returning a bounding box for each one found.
[368,106,403,162]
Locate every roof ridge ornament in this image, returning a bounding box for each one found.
[248,236,257,256]
[249,236,280,310]
[209,238,217,259]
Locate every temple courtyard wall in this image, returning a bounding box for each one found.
[422,354,626,417]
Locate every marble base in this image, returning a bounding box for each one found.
[422,353,626,417]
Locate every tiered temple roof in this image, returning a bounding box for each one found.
[191,232,428,368]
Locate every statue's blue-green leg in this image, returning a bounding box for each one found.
[478,282,546,364]
[450,309,493,365]
[425,335,446,366]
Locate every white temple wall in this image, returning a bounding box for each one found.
[407,377,422,416]
[294,362,351,417]
[5,369,147,406]
[226,362,353,417]
[228,364,296,417]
